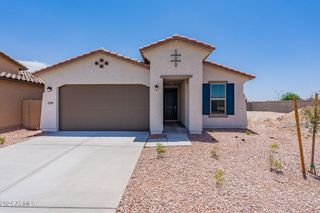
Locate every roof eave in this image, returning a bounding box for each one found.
[139,35,215,62]
[0,71,44,85]
[204,61,256,80]
[34,48,149,77]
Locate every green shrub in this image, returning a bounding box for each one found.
[269,155,283,172]
[269,143,279,152]
[268,142,284,173]
[245,130,252,135]
[281,92,301,101]
[302,106,320,133]
[210,145,219,159]
[156,143,166,158]
[273,159,284,172]
[214,169,225,186]
[0,136,5,145]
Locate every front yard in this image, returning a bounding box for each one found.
[117,111,320,212]
[0,127,41,148]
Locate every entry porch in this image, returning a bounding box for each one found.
[149,75,203,134]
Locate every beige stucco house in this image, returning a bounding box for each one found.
[34,35,255,134]
[0,51,44,128]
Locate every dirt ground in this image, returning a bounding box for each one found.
[117,111,320,213]
[0,126,42,148]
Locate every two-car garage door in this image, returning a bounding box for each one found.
[59,85,149,131]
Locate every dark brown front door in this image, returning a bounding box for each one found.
[164,88,178,121]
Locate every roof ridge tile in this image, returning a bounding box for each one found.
[139,34,215,52]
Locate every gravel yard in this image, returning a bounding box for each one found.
[0,126,41,148]
[117,111,320,212]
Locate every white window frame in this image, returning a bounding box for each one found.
[210,83,226,115]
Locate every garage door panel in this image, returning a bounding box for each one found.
[59,85,149,130]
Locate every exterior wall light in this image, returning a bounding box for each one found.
[155,85,159,91]
[47,86,52,92]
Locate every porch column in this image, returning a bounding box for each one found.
[150,78,163,134]
[188,77,203,134]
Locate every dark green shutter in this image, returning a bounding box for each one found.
[226,83,235,115]
[202,84,210,115]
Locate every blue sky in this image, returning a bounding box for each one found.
[1,0,319,101]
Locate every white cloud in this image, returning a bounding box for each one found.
[19,60,48,72]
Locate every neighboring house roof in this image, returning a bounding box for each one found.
[0,71,44,84]
[204,61,256,79]
[0,51,28,70]
[140,34,215,53]
[33,48,149,76]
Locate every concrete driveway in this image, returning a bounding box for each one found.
[0,131,148,213]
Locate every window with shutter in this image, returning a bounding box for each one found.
[210,83,226,115]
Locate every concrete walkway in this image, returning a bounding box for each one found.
[146,122,192,147]
[0,131,148,213]
[145,133,192,147]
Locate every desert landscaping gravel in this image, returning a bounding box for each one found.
[0,126,41,148]
[117,111,320,212]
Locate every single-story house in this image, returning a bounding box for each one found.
[34,34,255,134]
[0,51,44,128]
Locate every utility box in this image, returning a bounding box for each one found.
[22,100,42,130]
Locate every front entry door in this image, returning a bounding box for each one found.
[164,88,178,120]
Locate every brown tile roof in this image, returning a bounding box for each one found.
[33,48,149,76]
[0,71,44,84]
[204,61,256,79]
[139,34,215,59]
[31,38,254,80]
[0,51,28,70]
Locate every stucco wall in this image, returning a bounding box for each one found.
[178,79,189,127]
[143,40,211,134]
[0,55,21,74]
[0,79,43,128]
[37,42,252,132]
[38,52,149,132]
[203,63,251,128]
[179,81,185,126]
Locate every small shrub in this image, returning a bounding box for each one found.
[0,136,5,145]
[245,130,252,135]
[269,155,283,173]
[269,143,279,152]
[268,154,275,169]
[156,143,166,158]
[210,145,219,159]
[214,169,225,186]
[302,106,320,133]
[268,143,284,173]
[273,159,284,172]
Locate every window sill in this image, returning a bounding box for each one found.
[208,114,228,118]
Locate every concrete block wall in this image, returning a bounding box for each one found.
[247,100,320,113]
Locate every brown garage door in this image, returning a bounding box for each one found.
[59,85,149,131]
